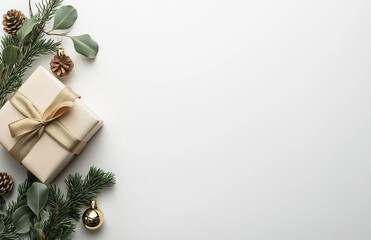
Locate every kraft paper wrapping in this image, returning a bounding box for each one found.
[0,66,103,183]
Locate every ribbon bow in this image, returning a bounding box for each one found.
[8,87,86,163]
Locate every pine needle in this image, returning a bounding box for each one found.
[0,0,62,108]
[0,167,115,240]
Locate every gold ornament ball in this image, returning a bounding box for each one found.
[82,200,104,230]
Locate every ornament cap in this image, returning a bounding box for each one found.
[91,200,98,209]
[57,46,64,56]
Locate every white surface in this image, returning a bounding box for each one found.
[1,0,371,239]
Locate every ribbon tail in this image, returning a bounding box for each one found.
[9,129,41,163]
[45,121,86,154]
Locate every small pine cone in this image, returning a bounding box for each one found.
[2,9,26,36]
[0,172,14,195]
[50,54,74,77]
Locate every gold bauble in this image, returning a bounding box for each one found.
[82,200,104,230]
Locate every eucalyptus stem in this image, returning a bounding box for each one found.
[0,1,103,239]
[0,0,98,107]
[39,28,67,37]
[0,0,62,108]
[29,0,33,17]
[37,0,59,26]
[0,168,115,240]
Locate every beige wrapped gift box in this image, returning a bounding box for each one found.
[0,66,103,183]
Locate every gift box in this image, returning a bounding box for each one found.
[0,66,103,183]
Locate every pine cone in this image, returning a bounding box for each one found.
[50,54,74,77]
[0,172,14,195]
[2,9,26,36]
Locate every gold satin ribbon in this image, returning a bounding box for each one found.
[8,87,87,163]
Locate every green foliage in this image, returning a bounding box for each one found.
[53,5,78,30]
[12,206,31,226]
[0,196,5,214]
[17,17,38,41]
[2,46,21,67]
[27,183,48,218]
[30,227,43,240]
[4,172,37,224]
[0,38,59,108]
[0,219,4,233]
[0,0,62,109]
[70,34,99,58]
[35,0,63,28]
[0,37,59,108]
[0,172,36,240]
[0,2,104,238]
[0,167,115,240]
[14,213,32,234]
[0,63,4,74]
[0,0,99,108]
[43,167,115,239]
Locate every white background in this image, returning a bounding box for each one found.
[1,0,371,239]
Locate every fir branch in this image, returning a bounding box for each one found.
[0,195,5,212]
[0,38,59,107]
[0,168,115,240]
[43,167,115,240]
[0,0,62,108]
[35,0,63,27]
[3,171,37,224]
[0,1,104,239]
[0,172,36,240]
[0,227,21,240]
[0,35,18,52]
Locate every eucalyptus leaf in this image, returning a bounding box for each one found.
[2,46,21,67]
[14,213,32,234]
[31,227,43,240]
[0,219,4,233]
[23,33,32,46]
[17,16,38,41]
[27,182,48,217]
[53,5,78,30]
[12,206,31,226]
[70,34,99,58]
[40,210,49,223]
[31,210,49,231]
[34,221,44,230]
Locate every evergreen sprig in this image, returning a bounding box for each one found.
[4,172,37,223]
[0,172,38,240]
[0,0,62,108]
[0,1,105,239]
[44,168,115,239]
[0,167,116,240]
[35,0,63,26]
[0,0,99,108]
